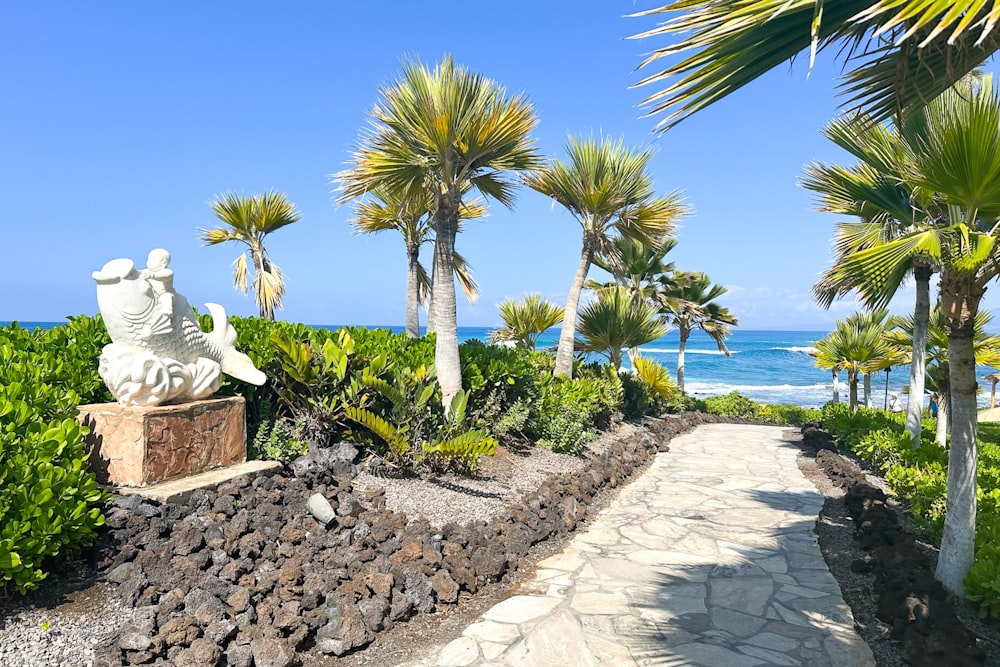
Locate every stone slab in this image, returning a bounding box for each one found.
[117,460,281,503]
[79,396,246,486]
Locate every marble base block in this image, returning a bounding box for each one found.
[78,396,247,486]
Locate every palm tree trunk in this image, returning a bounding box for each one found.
[849,371,859,412]
[677,325,690,393]
[863,373,872,408]
[936,376,950,446]
[906,265,932,447]
[252,248,272,320]
[610,346,623,370]
[935,277,983,596]
[832,370,840,404]
[430,198,462,411]
[554,246,594,378]
[405,246,420,338]
[426,256,437,335]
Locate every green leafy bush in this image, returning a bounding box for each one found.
[820,405,1000,616]
[703,392,762,419]
[0,322,111,593]
[346,364,495,473]
[250,417,310,462]
[527,370,622,454]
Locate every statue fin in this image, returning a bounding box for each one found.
[204,302,267,386]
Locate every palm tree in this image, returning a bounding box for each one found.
[525,135,685,378]
[337,55,540,409]
[348,185,484,337]
[811,336,845,406]
[658,271,738,393]
[805,112,943,446]
[629,1,1000,130]
[844,309,904,407]
[587,235,678,305]
[199,191,300,320]
[576,285,668,370]
[832,77,1000,595]
[888,307,1000,445]
[810,312,905,411]
[490,293,564,350]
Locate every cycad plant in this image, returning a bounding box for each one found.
[200,191,300,320]
[576,286,668,370]
[337,55,540,409]
[348,185,484,337]
[490,293,564,350]
[525,135,685,378]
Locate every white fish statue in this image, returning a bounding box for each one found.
[93,248,266,406]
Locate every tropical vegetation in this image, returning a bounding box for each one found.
[809,76,1000,595]
[347,185,484,337]
[658,271,738,392]
[337,55,541,410]
[524,135,685,379]
[200,191,301,321]
[629,1,1000,129]
[490,293,564,350]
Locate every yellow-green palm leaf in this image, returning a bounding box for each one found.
[629,0,1000,130]
[490,293,564,349]
[199,190,300,320]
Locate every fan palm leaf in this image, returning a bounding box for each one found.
[199,191,300,320]
[336,55,540,409]
[576,286,668,370]
[490,293,564,350]
[526,134,686,378]
[629,0,1000,130]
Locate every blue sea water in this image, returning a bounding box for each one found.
[6,320,991,410]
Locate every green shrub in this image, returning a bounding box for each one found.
[703,392,762,419]
[967,515,1000,618]
[526,370,622,454]
[346,365,495,473]
[250,417,310,462]
[758,404,822,426]
[0,323,111,593]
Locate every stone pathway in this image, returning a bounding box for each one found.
[399,423,874,666]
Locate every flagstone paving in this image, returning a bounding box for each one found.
[399,423,875,666]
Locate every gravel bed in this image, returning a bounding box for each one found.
[0,582,136,667]
[352,423,642,529]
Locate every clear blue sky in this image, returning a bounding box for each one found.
[3,2,998,330]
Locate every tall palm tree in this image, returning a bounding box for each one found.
[576,285,668,370]
[833,77,1000,595]
[490,293,564,350]
[629,1,1000,130]
[805,112,943,446]
[199,191,300,320]
[658,271,738,392]
[337,55,540,409]
[348,185,484,337]
[525,135,685,378]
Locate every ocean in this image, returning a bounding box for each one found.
[5,321,989,410]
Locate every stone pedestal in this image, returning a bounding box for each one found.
[78,396,247,487]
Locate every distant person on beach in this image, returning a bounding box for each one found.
[889,394,904,413]
[930,393,939,418]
